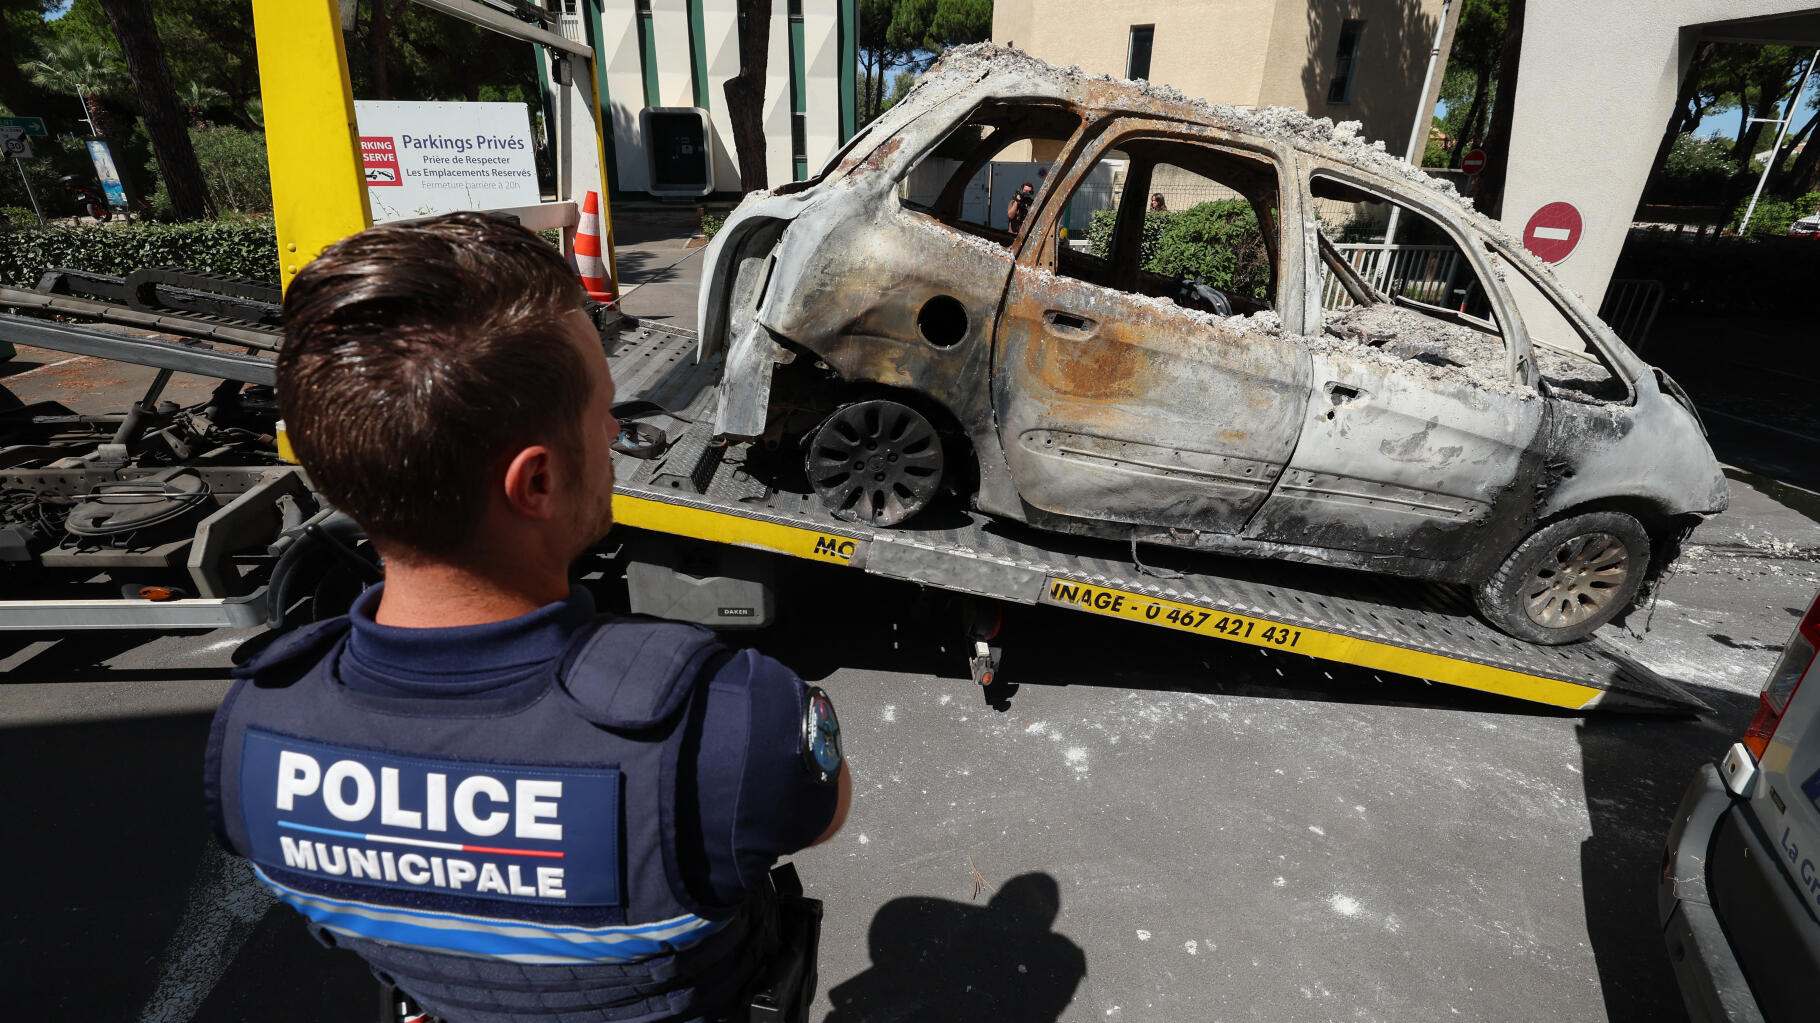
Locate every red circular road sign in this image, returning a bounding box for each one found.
[1461,149,1487,175]
[1521,201,1583,264]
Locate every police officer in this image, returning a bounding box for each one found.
[205,212,851,1022]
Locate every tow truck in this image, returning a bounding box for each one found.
[0,0,1704,716]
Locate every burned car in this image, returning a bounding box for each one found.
[698,46,1728,644]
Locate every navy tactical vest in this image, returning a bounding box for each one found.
[205,614,777,1023]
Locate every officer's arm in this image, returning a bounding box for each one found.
[810,760,852,847]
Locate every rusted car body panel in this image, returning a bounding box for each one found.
[696,45,1728,586]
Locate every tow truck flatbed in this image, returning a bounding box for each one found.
[603,317,1706,715]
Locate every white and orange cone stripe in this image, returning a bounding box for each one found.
[573,189,614,306]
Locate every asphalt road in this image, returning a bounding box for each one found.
[6,238,1820,1020]
[4,472,1816,1022]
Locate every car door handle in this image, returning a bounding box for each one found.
[1325,382,1364,406]
[1044,310,1096,334]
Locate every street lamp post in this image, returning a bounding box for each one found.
[1739,49,1819,236]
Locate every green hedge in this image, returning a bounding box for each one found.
[1728,190,1820,237]
[1616,230,1819,318]
[0,218,279,288]
[1087,200,1272,300]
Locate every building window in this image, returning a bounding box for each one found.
[635,0,651,12]
[792,112,808,162]
[1327,20,1365,104]
[788,0,803,17]
[1126,25,1154,81]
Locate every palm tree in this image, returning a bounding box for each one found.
[20,36,124,139]
[177,79,228,124]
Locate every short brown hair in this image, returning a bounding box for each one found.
[278,212,590,555]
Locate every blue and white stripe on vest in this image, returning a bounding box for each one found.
[254,866,725,964]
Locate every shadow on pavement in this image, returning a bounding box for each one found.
[0,712,372,1021]
[1575,691,1752,1023]
[0,628,237,684]
[823,873,1086,1023]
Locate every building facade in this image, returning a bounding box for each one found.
[573,0,858,197]
[992,0,1456,160]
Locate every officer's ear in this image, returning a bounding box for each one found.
[500,444,560,521]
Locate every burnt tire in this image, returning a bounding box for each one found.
[805,400,943,527]
[1473,511,1650,645]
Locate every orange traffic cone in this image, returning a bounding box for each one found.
[573,190,614,306]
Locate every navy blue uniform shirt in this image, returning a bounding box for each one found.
[337,584,836,906]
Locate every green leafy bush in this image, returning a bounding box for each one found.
[1615,230,1818,317]
[189,123,273,213]
[2,206,40,230]
[1147,201,1271,300]
[1657,134,1746,206]
[0,218,278,287]
[700,211,727,241]
[1729,191,1820,237]
[1087,200,1270,299]
[1086,208,1169,266]
[144,124,273,218]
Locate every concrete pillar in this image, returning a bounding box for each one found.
[1500,0,1818,307]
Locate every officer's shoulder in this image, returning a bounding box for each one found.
[557,613,730,730]
[230,616,352,682]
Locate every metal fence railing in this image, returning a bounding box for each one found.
[1319,246,1666,354]
[1319,243,1463,310]
[1596,279,1665,352]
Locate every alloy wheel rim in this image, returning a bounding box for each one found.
[807,401,943,526]
[1520,531,1632,630]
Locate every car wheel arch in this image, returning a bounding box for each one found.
[1517,495,1699,590]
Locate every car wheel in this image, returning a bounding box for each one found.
[805,400,944,527]
[1474,511,1650,645]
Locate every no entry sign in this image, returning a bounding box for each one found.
[1522,201,1583,264]
[1461,149,1486,175]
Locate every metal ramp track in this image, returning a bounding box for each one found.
[601,320,1706,715]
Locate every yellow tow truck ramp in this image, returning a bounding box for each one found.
[603,318,1707,716]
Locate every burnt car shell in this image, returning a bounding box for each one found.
[696,45,1728,588]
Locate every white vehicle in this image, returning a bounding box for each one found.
[1660,588,1820,1022]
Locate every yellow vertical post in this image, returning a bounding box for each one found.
[252,0,372,293]
[586,59,621,300]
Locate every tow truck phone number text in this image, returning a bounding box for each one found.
[1144,604,1303,647]
[1046,579,1303,649]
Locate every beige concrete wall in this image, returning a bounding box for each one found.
[1502,0,1816,308]
[993,0,1280,108]
[1258,0,1456,159]
[993,0,1453,157]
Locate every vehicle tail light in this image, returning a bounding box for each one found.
[1743,591,1820,758]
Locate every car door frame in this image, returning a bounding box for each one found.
[1297,162,1542,388]
[1243,159,1553,572]
[982,116,1317,536]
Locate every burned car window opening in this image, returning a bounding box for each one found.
[1309,173,1627,404]
[897,100,1085,243]
[1310,172,1524,391]
[1485,249,1633,405]
[1057,133,1283,318]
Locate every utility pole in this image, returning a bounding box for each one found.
[1377,0,1453,291]
[1739,49,1818,235]
[75,85,98,136]
[14,158,45,226]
